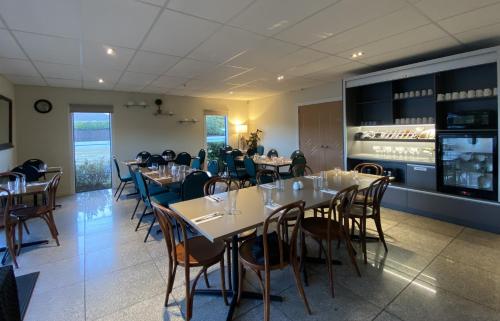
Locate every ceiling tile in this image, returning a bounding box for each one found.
[167,0,254,23]
[152,75,189,88]
[196,65,251,82]
[82,0,160,48]
[360,36,459,66]
[266,48,328,73]
[303,61,366,81]
[46,78,82,88]
[83,80,115,90]
[312,6,429,55]
[0,0,81,38]
[0,58,39,76]
[437,3,500,34]
[82,67,122,84]
[275,0,406,46]
[141,85,169,94]
[34,61,81,80]
[454,22,500,44]
[227,38,300,69]
[127,51,180,75]
[337,24,449,60]
[119,71,158,85]
[182,78,233,92]
[114,82,145,92]
[0,29,26,59]
[284,56,351,77]
[414,0,500,21]
[15,31,80,65]
[164,58,216,78]
[229,0,337,36]
[82,42,136,70]
[4,74,45,86]
[188,26,265,63]
[138,0,167,6]
[142,10,221,57]
[224,68,276,85]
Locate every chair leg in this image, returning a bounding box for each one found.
[135,207,147,231]
[185,265,192,321]
[165,261,177,307]
[42,214,59,246]
[300,231,309,286]
[374,215,388,252]
[225,241,232,289]
[7,228,18,268]
[360,218,367,264]
[144,216,156,242]
[22,221,30,235]
[291,254,311,314]
[263,269,271,321]
[17,221,23,256]
[203,270,210,288]
[114,182,122,197]
[131,198,140,220]
[219,256,228,305]
[326,240,334,297]
[116,182,127,201]
[236,262,245,305]
[343,229,361,277]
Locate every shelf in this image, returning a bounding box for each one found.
[394,95,434,101]
[356,98,392,105]
[348,154,435,165]
[355,138,435,142]
[436,96,497,103]
[355,123,435,128]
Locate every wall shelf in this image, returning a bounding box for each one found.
[436,96,497,103]
[354,138,435,142]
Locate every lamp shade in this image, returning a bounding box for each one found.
[235,124,248,133]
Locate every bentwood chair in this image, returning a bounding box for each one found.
[291,164,313,177]
[349,176,390,263]
[226,154,248,187]
[353,163,384,176]
[12,173,62,248]
[23,159,46,179]
[301,185,361,297]
[11,165,40,182]
[161,150,176,161]
[280,155,307,179]
[203,177,256,289]
[237,201,311,321]
[290,150,304,160]
[133,170,180,242]
[175,152,192,167]
[151,203,227,321]
[256,169,279,185]
[266,149,278,158]
[0,187,21,268]
[113,156,133,201]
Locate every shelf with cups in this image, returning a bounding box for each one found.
[354,138,435,142]
[436,95,497,103]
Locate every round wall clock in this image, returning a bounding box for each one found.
[34,99,53,113]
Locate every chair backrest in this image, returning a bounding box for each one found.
[0,171,25,183]
[225,154,238,176]
[246,147,256,157]
[151,202,190,266]
[231,149,243,158]
[359,176,390,213]
[203,177,238,195]
[134,170,151,207]
[267,149,278,158]
[127,165,139,191]
[113,156,123,180]
[290,150,304,159]
[256,145,264,156]
[181,170,210,201]
[0,187,13,228]
[325,185,358,241]
[198,149,206,165]
[175,152,192,166]
[136,151,151,161]
[191,158,201,170]
[147,154,166,166]
[11,165,40,182]
[207,160,219,177]
[161,150,176,160]
[353,163,384,176]
[291,164,312,177]
[23,158,45,170]
[261,200,305,270]
[47,173,62,209]
[243,157,257,178]
[256,169,278,185]
[224,145,233,152]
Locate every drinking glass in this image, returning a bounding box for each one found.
[275,179,285,190]
[313,177,321,190]
[262,188,273,206]
[152,163,158,170]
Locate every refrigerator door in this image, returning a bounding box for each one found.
[437,132,498,201]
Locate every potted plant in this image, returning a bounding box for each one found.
[245,129,262,150]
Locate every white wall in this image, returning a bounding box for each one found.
[248,81,343,157]
[0,75,15,172]
[14,86,248,195]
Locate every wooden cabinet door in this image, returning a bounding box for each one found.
[299,101,344,172]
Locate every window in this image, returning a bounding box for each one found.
[205,114,227,161]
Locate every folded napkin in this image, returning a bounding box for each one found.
[265,203,282,211]
[320,189,338,195]
[259,183,276,189]
[303,175,319,179]
[205,195,224,202]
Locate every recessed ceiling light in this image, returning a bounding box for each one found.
[229,91,234,95]
[352,51,363,58]
[98,78,104,83]
[277,75,284,81]
[106,48,116,56]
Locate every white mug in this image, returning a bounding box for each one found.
[409,91,415,98]
[437,93,445,101]
[403,92,409,98]
[476,89,483,97]
[452,92,459,100]
[467,90,475,98]
[444,93,452,100]
[427,89,433,96]
[459,91,467,99]
[484,88,492,96]
[394,93,400,99]
[494,87,498,96]
[415,90,421,97]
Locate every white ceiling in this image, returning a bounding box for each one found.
[0,0,500,100]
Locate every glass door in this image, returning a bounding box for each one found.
[437,132,497,200]
[205,114,227,161]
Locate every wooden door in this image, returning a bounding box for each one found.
[299,101,344,172]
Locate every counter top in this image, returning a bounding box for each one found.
[348,153,435,165]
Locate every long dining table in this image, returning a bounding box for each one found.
[170,170,379,321]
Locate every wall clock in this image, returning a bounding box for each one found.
[34,99,53,114]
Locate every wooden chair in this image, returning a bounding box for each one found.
[151,202,227,321]
[353,162,384,175]
[203,177,256,289]
[301,185,361,297]
[255,169,278,185]
[0,187,21,268]
[291,163,313,177]
[11,173,62,248]
[237,200,311,321]
[349,176,390,263]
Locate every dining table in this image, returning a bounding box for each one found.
[170,170,379,321]
[0,180,52,264]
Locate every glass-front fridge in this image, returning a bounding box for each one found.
[437,131,498,201]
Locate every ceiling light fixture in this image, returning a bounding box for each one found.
[98,78,104,83]
[277,75,284,81]
[229,91,234,94]
[352,51,363,58]
[106,48,116,56]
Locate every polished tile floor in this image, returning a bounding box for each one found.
[6,188,500,321]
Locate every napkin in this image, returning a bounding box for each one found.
[265,203,282,211]
[320,189,338,195]
[192,212,224,224]
[259,183,276,189]
[303,175,319,179]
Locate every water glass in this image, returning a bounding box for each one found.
[313,177,321,190]
[226,191,239,215]
[275,179,285,190]
[152,163,158,171]
[333,167,341,176]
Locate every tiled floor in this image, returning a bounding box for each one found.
[5,188,500,321]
